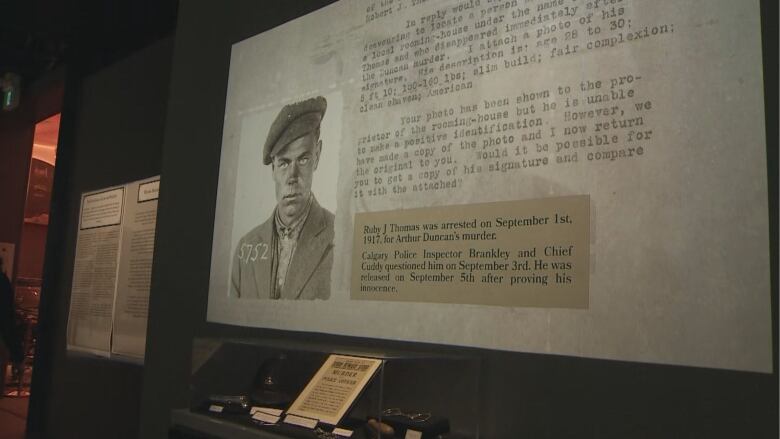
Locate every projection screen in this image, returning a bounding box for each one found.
[207,0,771,373]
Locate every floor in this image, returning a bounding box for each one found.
[0,396,27,439]
[0,365,28,439]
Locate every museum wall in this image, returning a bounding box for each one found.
[140,1,776,439]
[17,224,47,279]
[26,38,172,439]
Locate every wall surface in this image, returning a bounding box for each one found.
[18,224,48,279]
[27,38,173,439]
[141,1,777,439]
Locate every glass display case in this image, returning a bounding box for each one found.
[170,338,481,439]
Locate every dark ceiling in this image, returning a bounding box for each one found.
[0,0,178,85]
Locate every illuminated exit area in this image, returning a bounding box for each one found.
[1,113,60,439]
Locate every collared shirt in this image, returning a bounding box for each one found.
[272,195,313,299]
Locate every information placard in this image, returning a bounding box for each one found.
[287,355,382,426]
[66,176,160,360]
[352,196,589,307]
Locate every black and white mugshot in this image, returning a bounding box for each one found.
[231,96,334,300]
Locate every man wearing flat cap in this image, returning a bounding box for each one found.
[231,96,334,300]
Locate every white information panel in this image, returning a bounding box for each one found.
[67,176,160,360]
[207,0,771,373]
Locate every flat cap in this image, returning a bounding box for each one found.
[263,96,327,165]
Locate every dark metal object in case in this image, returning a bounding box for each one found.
[204,395,251,414]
